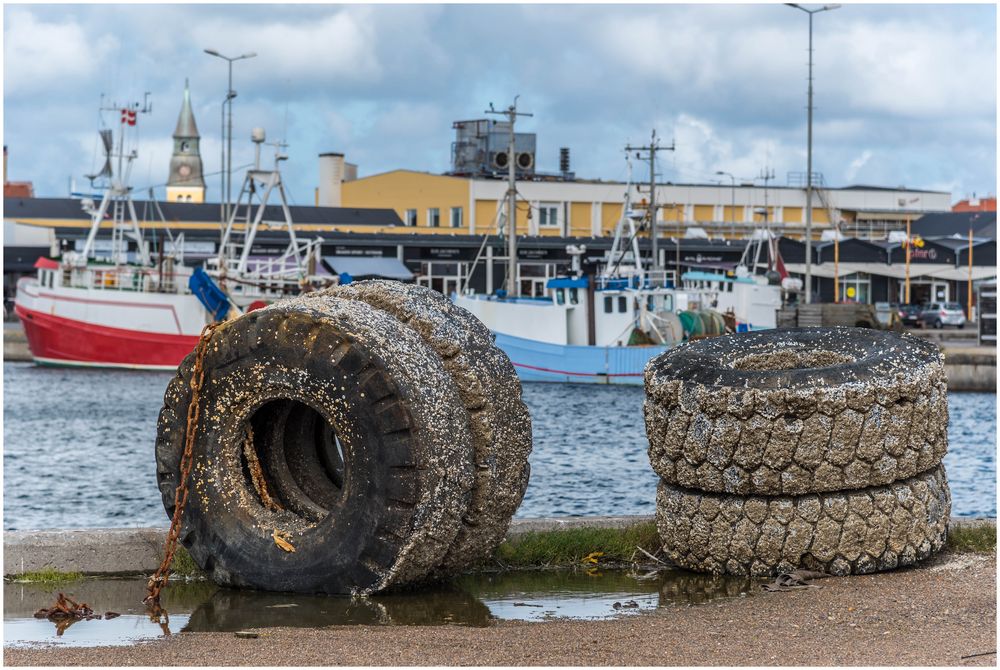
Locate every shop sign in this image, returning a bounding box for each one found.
[333,246,383,257]
[682,253,725,263]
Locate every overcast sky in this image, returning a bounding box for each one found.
[3,3,996,205]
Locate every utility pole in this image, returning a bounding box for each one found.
[626,129,674,274]
[487,96,532,297]
[758,167,776,230]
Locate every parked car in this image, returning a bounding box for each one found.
[918,302,966,329]
[898,303,924,327]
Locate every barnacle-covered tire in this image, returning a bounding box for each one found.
[327,280,533,571]
[154,294,475,595]
[655,464,950,578]
[645,327,948,495]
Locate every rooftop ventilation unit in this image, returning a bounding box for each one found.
[450,119,536,178]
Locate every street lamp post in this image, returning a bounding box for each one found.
[786,3,840,303]
[715,171,736,239]
[204,49,257,226]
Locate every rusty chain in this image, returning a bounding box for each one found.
[144,322,220,608]
[243,424,282,511]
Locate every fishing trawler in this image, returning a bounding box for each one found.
[14,97,324,369]
[455,152,787,384]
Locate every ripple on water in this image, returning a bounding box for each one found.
[2,363,995,530]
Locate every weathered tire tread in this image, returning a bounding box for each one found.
[326,280,532,570]
[655,464,951,577]
[645,328,949,495]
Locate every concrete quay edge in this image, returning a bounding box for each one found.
[3,516,994,577]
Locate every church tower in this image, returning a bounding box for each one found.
[166,80,206,203]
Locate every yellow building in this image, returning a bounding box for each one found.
[339,169,949,242]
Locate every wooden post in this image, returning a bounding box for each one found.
[968,227,974,321]
[834,231,840,303]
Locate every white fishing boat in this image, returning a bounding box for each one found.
[455,146,786,384]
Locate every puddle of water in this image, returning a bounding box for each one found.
[4,569,754,647]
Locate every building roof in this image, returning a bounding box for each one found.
[839,184,950,195]
[911,211,996,239]
[2,197,403,227]
[173,80,199,138]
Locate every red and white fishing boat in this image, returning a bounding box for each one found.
[14,101,324,370]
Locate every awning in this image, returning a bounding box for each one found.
[783,262,961,280]
[322,255,414,281]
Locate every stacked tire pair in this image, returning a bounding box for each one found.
[644,327,951,577]
[155,281,532,595]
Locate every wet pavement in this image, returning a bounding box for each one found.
[4,568,755,647]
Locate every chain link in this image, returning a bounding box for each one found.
[144,322,220,608]
[243,424,282,511]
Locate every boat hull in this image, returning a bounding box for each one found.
[14,304,200,370]
[494,332,670,385]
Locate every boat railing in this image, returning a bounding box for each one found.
[66,265,185,294]
[595,269,675,291]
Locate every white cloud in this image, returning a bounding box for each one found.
[3,8,118,95]
[190,7,381,88]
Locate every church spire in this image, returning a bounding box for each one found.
[166,79,205,202]
[173,78,199,139]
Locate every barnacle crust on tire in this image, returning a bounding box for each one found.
[655,464,950,577]
[644,327,948,495]
[326,280,533,570]
[154,294,476,595]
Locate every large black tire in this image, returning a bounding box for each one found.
[645,327,948,495]
[155,294,475,595]
[326,281,532,571]
[656,464,950,577]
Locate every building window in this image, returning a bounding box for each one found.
[450,206,463,229]
[405,209,417,227]
[539,203,560,228]
[841,272,871,304]
[428,208,440,228]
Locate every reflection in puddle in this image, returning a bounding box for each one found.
[4,569,754,647]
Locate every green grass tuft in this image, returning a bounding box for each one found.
[948,523,996,553]
[168,545,205,578]
[494,522,662,568]
[8,567,83,585]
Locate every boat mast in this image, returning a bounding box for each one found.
[486,97,531,297]
[78,94,153,267]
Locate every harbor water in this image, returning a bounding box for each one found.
[3,362,996,530]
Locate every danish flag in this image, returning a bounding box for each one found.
[120,108,137,126]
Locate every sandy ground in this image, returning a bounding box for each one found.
[6,552,996,667]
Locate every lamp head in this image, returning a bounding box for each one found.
[204,48,221,57]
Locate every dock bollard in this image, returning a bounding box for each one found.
[644,327,951,577]
[154,281,532,595]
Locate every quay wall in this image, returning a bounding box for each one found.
[3,323,31,362]
[3,516,995,577]
[942,347,997,392]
